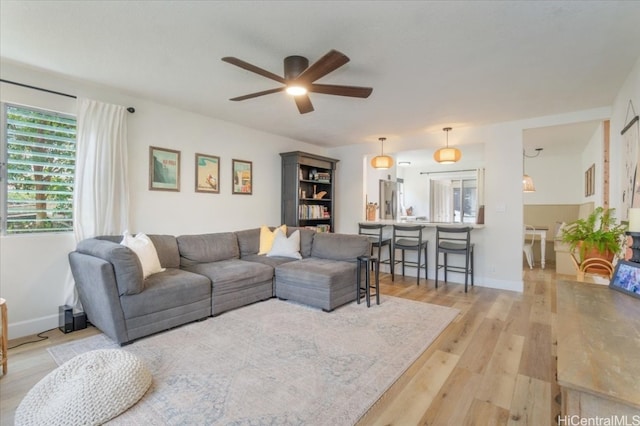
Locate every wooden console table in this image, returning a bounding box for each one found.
[556,280,640,417]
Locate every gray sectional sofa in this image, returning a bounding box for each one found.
[68,227,370,345]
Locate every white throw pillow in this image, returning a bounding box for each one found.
[258,225,287,255]
[121,231,166,279]
[267,229,302,259]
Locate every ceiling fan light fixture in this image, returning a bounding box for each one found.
[222,50,373,114]
[371,137,394,169]
[286,85,308,96]
[434,127,462,164]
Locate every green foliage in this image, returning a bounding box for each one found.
[5,105,76,233]
[560,206,627,261]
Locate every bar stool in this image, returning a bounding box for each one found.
[356,256,380,307]
[0,298,7,375]
[392,225,428,285]
[435,226,474,292]
[358,223,393,275]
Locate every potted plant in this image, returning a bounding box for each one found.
[561,206,627,263]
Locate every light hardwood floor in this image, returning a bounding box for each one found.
[1,266,561,425]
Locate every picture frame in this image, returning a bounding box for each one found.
[585,163,595,197]
[232,159,252,194]
[195,153,220,193]
[149,146,180,191]
[609,260,640,299]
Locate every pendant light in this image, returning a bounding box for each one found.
[371,137,393,169]
[433,127,461,164]
[523,148,543,192]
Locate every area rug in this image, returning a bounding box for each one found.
[48,296,459,425]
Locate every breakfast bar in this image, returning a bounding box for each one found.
[358,220,484,284]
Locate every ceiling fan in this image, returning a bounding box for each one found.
[221,49,373,114]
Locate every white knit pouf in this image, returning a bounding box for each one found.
[15,349,152,426]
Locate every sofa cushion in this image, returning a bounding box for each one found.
[275,258,356,289]
[241,254,297,268]
[177,232,239,266]
[148,235,180,268]
[287,227,315,258]
[120,268,211,319]
[311,233,370,262]
[76,238,144,296]
[236,228,261,257]
[275,258,358,310]
[184,259,273,290]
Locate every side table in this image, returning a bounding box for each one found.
[356,256,380,307]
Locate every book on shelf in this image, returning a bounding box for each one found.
[298,204,329,220]
[302,225,331,232]
[316,224,331,233]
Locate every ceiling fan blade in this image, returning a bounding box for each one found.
[222,57,286,84]
[294,95,314,114]
[229,87,285,101]
[297,50,349,83]
[309,84,373,98]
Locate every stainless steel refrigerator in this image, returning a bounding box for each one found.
[379,179,401,220]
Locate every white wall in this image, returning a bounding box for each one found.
[0,61,326,338]
[523,149,587,205]
[581,123,605,207]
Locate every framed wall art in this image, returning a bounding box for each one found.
[149,146,180,191]
[232,159,252,194]
[195,153,220,193]
[585,163,595,197]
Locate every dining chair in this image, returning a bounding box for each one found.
[523,225,536,269]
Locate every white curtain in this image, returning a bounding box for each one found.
[63,98,130,307]
[476,168,485,207]
[430,179,452,222]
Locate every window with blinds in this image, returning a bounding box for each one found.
[2,104,76,234]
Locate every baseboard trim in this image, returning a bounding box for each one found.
[8,313,59,340]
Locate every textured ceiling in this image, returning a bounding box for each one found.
[1,1,640,149]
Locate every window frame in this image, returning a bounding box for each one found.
[428,170,479,224]
[1,102,77,235]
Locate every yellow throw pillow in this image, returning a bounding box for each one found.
[258,225,287,255]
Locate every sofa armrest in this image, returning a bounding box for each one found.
[76,238,144,295]
[69,252,129,344]
[311,233,370,262]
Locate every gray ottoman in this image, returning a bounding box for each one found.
[275,258,357,311]
[15,349,151,426]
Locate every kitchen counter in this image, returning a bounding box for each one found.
[360,220,484,229]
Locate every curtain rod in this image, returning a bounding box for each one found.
[0,78,135,113]
[420,168,477,175]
